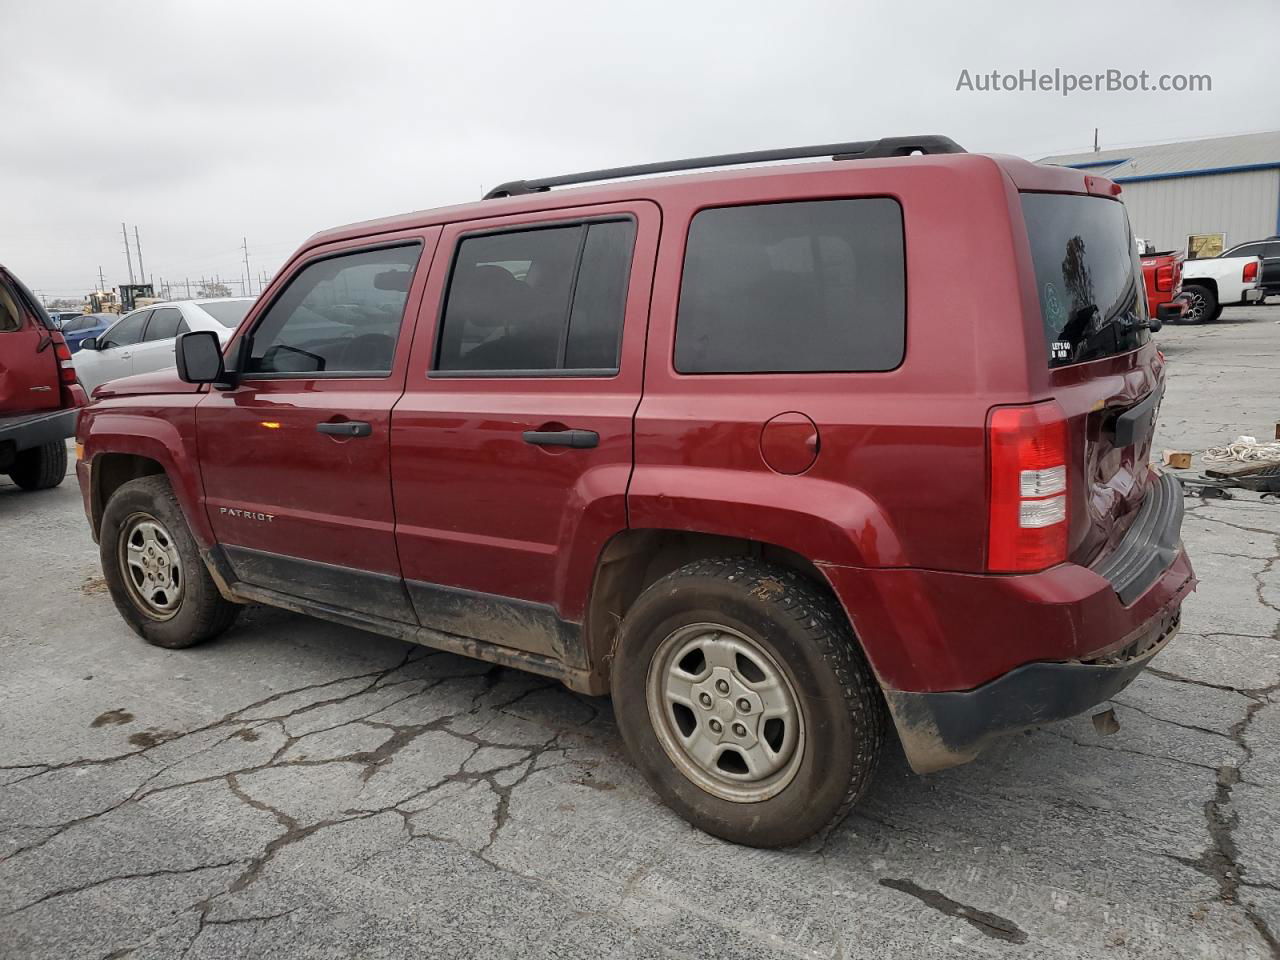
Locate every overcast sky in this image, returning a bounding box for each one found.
[3,0,1276,301]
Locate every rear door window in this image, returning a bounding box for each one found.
[142,307,187,341]
[1021,193,1149,368]
[674,198,906,374]
[0,284,21,332]
[434,219,636,374]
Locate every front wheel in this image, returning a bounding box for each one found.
[611,558,884,847]
[100,475,239,649]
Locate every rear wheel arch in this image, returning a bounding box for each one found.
[582,528,845,682]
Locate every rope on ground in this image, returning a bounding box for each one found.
[1201,436,1280,464]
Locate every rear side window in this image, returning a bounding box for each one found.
[675,199,905,374]
[197,299,254,328]
[434,219,636,375]
[0,285,21,332]
[1021,193,1149,368]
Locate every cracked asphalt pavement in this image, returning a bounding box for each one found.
[2,304,1279,959]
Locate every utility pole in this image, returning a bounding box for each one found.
[1093,127,1099,153]
[121,223,135,284]
[185,277,192,299]
[242,237,252,296]
[134,226,146,287]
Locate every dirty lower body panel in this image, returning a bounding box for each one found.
[885,603,1182,773]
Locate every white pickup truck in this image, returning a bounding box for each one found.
[1181,248,1265,323]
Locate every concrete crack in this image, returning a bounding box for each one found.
[1171,680,1280,957]
[2,861,242,918]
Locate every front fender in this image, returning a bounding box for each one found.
[626,465,903,567]
[78,396,209,546]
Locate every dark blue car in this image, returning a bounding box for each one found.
[55,313,116,353]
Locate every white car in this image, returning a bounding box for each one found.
[74,298,254,394]
[1181,251,1264,323]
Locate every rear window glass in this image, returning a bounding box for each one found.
[197,299,254,328]
[1021,193,1149,368]
[675,198,905,374]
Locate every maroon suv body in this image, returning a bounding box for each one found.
[77,136,1193,846]
[1,265,85,490]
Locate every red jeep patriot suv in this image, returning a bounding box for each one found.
[77,136,1194,846]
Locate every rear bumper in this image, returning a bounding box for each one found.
[1243,287,1265,303]
[819,472,1195,772]
[0,407,78,454]
[883,605,1180,772]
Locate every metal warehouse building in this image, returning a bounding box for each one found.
[1039,130,1280,255]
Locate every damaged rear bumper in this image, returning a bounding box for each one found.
[883,603,1181,773]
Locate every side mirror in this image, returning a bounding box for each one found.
[176,330,226,383]
[80,337,99,351]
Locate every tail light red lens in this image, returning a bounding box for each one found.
[1155,264,1174,292]
[987,402,1068,573]
[52,331,76,384]
[1243,261,1259,283]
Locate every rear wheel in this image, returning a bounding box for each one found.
[100,475,239,649]
[611,558,884,847]
[8,440,67,490]
[1182,283,1216,324]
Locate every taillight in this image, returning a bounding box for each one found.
[49,330,85,407]
[1243,261,1259,283]
[987,402,1068,573]
[52,331,76,384]
[1155,264,1174,292]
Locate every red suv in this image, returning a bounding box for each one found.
[77,136,1194,846]
[1,265,84,490]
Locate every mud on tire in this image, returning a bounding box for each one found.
[100,475,240,649]
[610,557,884,847]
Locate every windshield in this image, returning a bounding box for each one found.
[196,299,253,328]
[1021,193,1149,368]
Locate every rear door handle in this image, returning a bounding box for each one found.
[317,420,372,437]
[522,429,599,449]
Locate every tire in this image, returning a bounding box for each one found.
[100,475,239,649]
[8,440,67,490]
[1182,283,1216,324]
[1208,303,1224,322]
[611,557,884,847]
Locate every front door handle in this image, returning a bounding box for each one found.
[523,429,599,449]
[317,420,372,438]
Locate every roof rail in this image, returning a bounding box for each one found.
[482,135,965,199]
